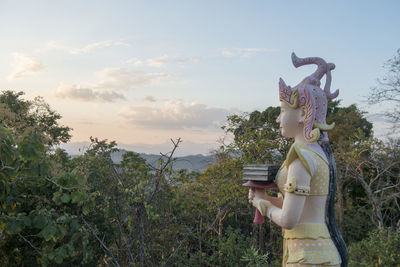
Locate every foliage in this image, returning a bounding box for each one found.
[348,228,400,267]
[240,247,270,267]
[0,90,72,145]
[0,89,398,266]
[222,107,290,164]
[0,128,100,265]
[326,100,373,148]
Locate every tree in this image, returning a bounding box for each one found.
[222,107,290,164]
[0,91,100,265]
[0,91,72,145]
[368,49,400,127]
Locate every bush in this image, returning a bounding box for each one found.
[349,227,400,267]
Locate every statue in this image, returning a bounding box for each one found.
[248,53,348,266]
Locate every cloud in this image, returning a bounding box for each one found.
[221,48,275,58]
[127,55,198,68]
[142,95,157,102]
[174,57,199,64]
[118,101,231,129]
[93,68,173,90]
[126,58,143,66]
[8,53,45,80]
[366,113,393,123]
[56,68,172,102]
[56,83,125,102]
[147,55,169,67]
[43,40,129,54]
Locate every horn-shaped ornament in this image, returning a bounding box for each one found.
[279,78,298,108]
[278,53,340,142]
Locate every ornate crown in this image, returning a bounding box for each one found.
[279,53,339,142]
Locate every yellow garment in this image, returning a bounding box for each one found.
[276,141,330,196]
[283,224,341,266]
[275,142,341,266]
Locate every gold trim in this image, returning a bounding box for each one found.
[314,122,335,131]
[280,88,299,108]
[284,223,330,239]
[304,128,320,143]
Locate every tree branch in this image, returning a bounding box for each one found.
[81,215,120,267]
[18,233,40,254]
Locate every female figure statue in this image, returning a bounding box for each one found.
[249,53,348,266]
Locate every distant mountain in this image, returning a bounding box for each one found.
[110,149,216,173]
[58,141,219,158]
[59,142,218,173]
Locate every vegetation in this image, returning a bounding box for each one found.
[0,51,399,266]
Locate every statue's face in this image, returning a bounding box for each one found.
[276,101,303,138]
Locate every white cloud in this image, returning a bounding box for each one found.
[43,40,129,54]
[142,95,157,102]
[126,58,143,66]
[147,55,169,67]
[118,101,231,129]
[56,68,172,102]
[93,68,173,91]
[128,55,198,68]
[221,48,275,58]
[56,83,125,102]
[174,57,199,64]
[8,53,45,80]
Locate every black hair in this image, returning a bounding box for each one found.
[320,141,348,267]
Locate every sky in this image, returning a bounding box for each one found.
[0,1,399,155]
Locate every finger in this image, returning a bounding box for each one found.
[248,191,253,201]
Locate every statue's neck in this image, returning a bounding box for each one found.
[294,135,328,162]
[294,131,307,144]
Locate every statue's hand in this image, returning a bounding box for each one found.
[249,188,273,216]
[249,189,283,209]
[248,188,268,209]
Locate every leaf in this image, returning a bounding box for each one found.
[33,214,47,229]
[5,220,22,234]
[39,225,57,241]
[39,162,50,176]
[71,191,85,204]
[82,205,90,215]
[47,252,55,260]
[60,193,71,203]
[58,247,67,258]
[55,254,63,264]
[76,174,86,185]
[70,219,79,232]
[67,243,75,256]
[22,216,31,227]
[56,225,67,239]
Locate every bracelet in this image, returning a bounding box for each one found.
[256,199,272,216]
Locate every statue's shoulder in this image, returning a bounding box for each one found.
[285,142,318,176]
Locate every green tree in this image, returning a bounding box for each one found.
[0,91,71,145]
[349,228,400,266]
[0,91,102,265]
[222,106,290,164]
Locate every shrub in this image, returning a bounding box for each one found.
[349,227,400,266]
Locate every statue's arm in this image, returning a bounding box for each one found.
[265,193,283,209]
[266,159,311,229]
